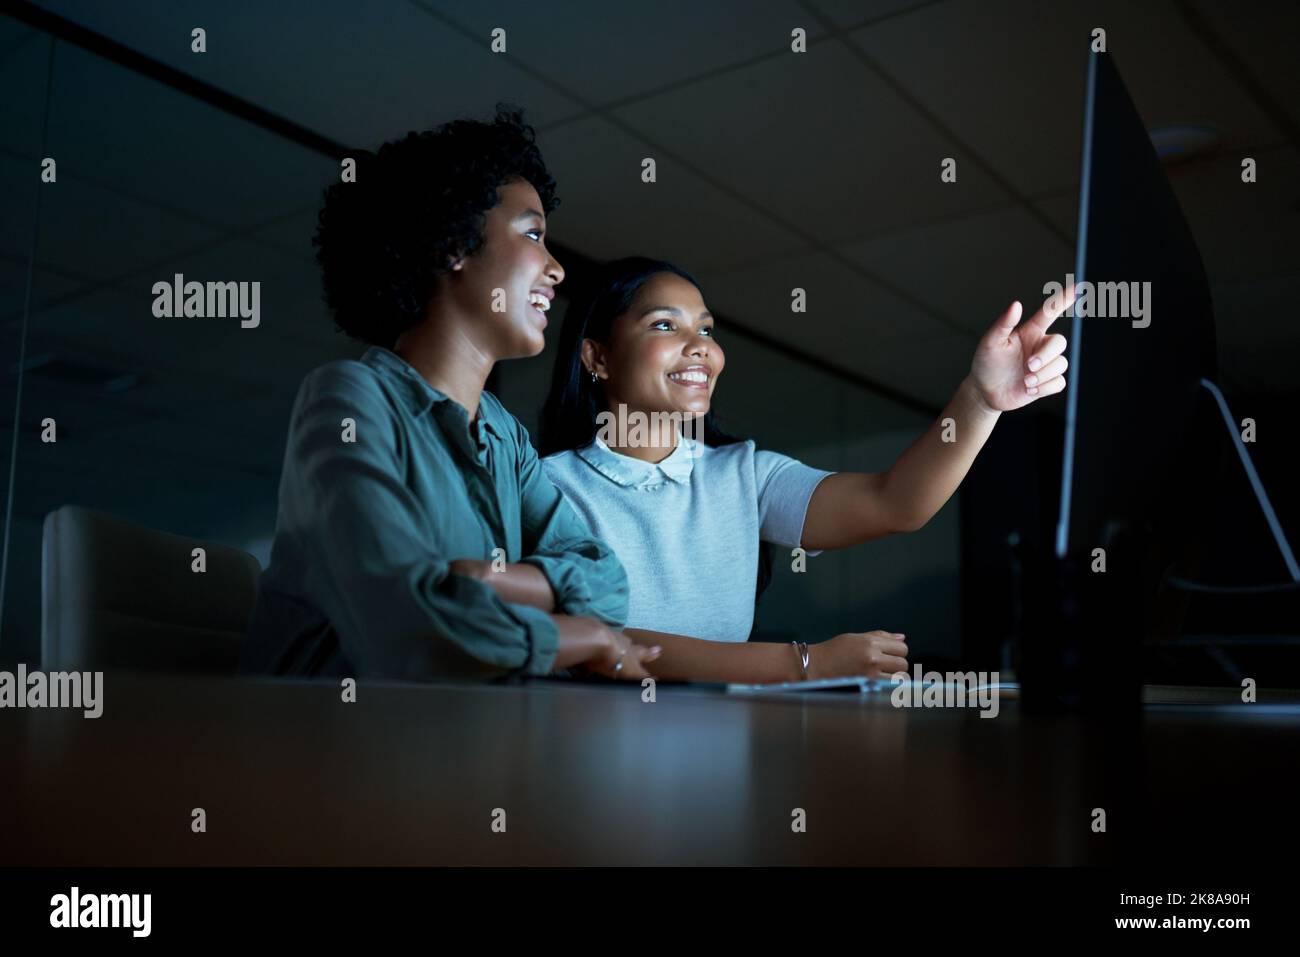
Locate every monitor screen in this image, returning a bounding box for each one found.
[1055,50,1220,563]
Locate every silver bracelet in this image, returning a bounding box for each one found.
[791,640,810,679]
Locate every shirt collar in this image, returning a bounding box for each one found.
[576,434,698,488]
[361,345,503,440]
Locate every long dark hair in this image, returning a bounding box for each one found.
[538,256,774,606]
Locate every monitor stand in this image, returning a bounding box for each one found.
[1019,379,1299,715]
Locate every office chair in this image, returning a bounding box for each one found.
[41,505,261,674]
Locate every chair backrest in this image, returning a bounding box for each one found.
[41,505,262,674]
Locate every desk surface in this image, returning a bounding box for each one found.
[4,674,1298,865]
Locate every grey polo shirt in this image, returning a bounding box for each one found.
[542,436,831,643]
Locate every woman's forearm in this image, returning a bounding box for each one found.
[450,558,555,611]
[802,377,1001,549]
[551,614,612,668]
[624,628,801,683]
[879,374,1001,529]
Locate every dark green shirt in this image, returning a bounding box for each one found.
[241,346,628,680]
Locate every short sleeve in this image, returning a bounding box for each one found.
[754,447,833,550]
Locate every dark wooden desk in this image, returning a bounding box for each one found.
[4,675,1297,865]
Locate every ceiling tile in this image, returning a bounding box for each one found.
[0,154,224,283]
[1189,0,1300,125]
[419,0,829,108]
[850,328,973,409]
[244,205,321,259]
[1035,147,1300,288]
[538,116,807,273]
[807,0,946,30]
[26,259,348,387]
[42,41,337,230]
[713,334,931,453]
[1165,147,1300,285]
[839,206,1074,335]
[0,261,87,330]
[851,0,1285,197]
[30,0,585,147]
[611,40,1010,246]
[699,248,962,392]
[0,19,51,154]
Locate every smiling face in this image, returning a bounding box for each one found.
[442,177,564,359]
[584,271,725,425]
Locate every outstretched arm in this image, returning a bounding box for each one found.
[801,288,1075,551]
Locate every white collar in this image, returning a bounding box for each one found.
[576,434,700,488]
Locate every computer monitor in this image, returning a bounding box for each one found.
[1055,49,1221,567]
[1020,49,1228,712]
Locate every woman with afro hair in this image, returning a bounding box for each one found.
[241,107,659,683]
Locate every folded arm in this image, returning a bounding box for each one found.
[291,366,565,679]
[449,558,556,611]
[508,413,630,623]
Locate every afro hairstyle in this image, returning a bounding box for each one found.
[312,104,560,348]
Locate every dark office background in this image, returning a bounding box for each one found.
[1,0,1296,676]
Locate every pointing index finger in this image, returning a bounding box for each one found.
[1035,283,1077,331]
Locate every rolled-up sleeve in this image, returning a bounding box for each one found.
[288,366,559,679]
[513,421,629,627]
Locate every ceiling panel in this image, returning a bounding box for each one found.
[0,154,224,283]
[1033,146,1300,286]
[806,0,946,30]
[839,206,1074,335]
[6,194,332,353]
[844,326,974,408]
[611,40,1010,247]
[0,17,50,156]
[702,246,950,345]
[30,0,586,147]
[42,41,336,230]
[1190,0,1300,124]
[419,0,831,109]
[1165,147,1300,285]
[0,261,86,334]
[538,115,808,273]
[851,0,1284,198]
[22,281,329,403]
[157,239,329,341]
[244,204,321,258]
[1031,148,1300,397]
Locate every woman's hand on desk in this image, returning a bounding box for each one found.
[552,615,661,680]
[453,560,657,679]
[808,631,909,681]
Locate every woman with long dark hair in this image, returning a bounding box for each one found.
[539,257,1072,683]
